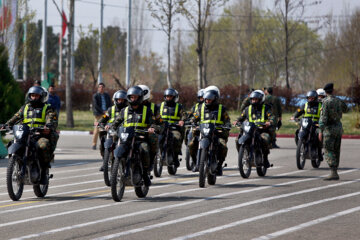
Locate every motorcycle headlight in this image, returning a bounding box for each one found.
[244,125,251,133]
[120,132,129,141]
[15,130,24,139]
[203,128,210,135]
[302,120,309,128]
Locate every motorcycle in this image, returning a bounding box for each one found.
[110,125,151,202]
[197,122,229,188]
[101,124,117,186]
[237,121,271,178]
[295,118,322,169]
[154,122,182,177]
[0,124,53,201]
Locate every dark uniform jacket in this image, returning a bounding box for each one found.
[92,92,112,116]
[293,101,322,121]
[112,104,163,133]
[237,104,275,131]
[6,103,58,130]
[99,104,126,125]
[158,101,187,124]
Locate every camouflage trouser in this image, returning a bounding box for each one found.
[188,129,200,160]
[323,129,342,168]
[37,131,59,163]
[260,132,271,155]
[171,130,183,155]
[99,130,107,157]
[139,142,150,169]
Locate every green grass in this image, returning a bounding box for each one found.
[58,110,360,135]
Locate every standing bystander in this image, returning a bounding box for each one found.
[47,84,61,116]
[92,83,111,150]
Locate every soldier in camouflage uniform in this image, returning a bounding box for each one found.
[138,85,161,171]
[97,90,127,171]
[4,86,58,165]
[110,86,163,186]
[264,87,282,148]
[158,88,186,167]
[319,83,348,181]
[236,90,275,168]
[190,86,231,176]
[239,88,254,112]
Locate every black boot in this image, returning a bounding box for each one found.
[263,154,270,168]
[39,168,49,185]
[99,165,104,172]
[174,155,180,168]
[142,170,152,187]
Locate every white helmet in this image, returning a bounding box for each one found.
[253,89,265,103]
[138,84,150,101]
[41,86,49,103]
[316,88,326,97]
[204,85,220,98]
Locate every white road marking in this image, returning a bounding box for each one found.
[252,205,360,240]
[9,169,359,239]
[172,190,360,240]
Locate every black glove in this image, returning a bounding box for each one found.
[277,120,282,130]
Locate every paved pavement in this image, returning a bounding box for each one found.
[0,136,359,240]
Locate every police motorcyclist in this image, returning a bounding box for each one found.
[235,90,274,168]
[98,90,127,171]
[291,90,323,161]
[2,86,58,183]
[158,88,186,167]
[190,86,231,176]
[110,86,162,186]
[138,84,161,171]
[316,88,326,102]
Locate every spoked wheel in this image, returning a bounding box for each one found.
[238,145,252,178]
[154,152,163,177]
[296,141,306,170]
[311,150,321,168]
[110,158,125,202]
[7,156,24,201]
[199,149,207,188]
[185,146,193,171]
[256,165,267,177]
[103,148,113,186]
[134,185,149,198]
[33,168,49,198]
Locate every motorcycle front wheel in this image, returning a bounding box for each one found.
[103,148,113,186]
[238,145,252,178]
[110,158,125,202]
[7,155,24,201]
[154,151,163,177]
[33,168,49,198]
[296,141,306,169]
[199,149,207,188]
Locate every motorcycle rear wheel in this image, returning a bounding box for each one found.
[185,146,193,171]
[296,141,306,169]
[110,158,125,202]
[199,149,207,188]
[154,151,163,177]
[7,155,24,201]
[134,185,149,198]
[103,148,113,186]
[238,145,252,178]
[311,156,321,168]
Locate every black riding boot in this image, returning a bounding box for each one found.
[142,169,152,187]
[216,159,224,176]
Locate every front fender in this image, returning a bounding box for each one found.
[8,142,23,155]
[238,134,251,145]
[199,138,210,149]
[114,144,128,158]
[104,138,113,149]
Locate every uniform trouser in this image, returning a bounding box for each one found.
[172,130,183,156]
[36,131,59,163]
[323,129,342,168]
[99,131,107,157]
[148,133,159,163]
[139,142,150,169]
[92,115,102,146]
[260,132,271,155]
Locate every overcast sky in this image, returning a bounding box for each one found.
[28,0,360,58]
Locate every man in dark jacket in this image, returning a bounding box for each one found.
[47,84,61,116]
[92,83,111,150]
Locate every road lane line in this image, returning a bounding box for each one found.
[252,205,360,240]
[8,169,359,239]
[172,191,360,240]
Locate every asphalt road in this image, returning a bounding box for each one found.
[0,135,359,240]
